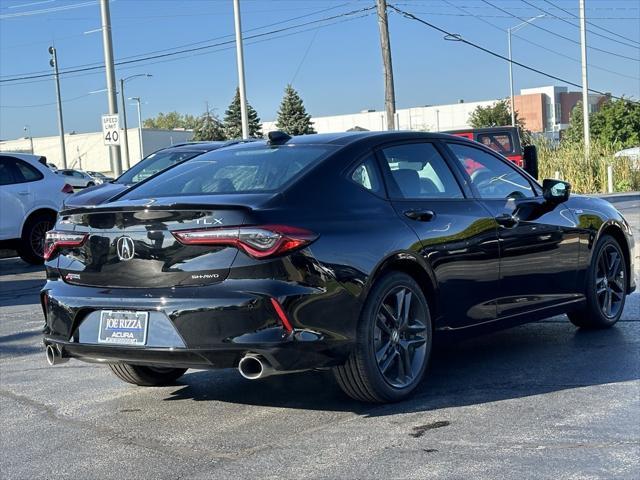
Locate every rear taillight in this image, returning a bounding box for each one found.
[43,231,88,260]
[61,184,74,194]
[172,225,317,259]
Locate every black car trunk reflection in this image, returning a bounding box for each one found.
[56,208,246,288]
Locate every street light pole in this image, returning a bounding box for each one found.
[119,74,151,169]
[232,0,249,139]
[579,0,590,158]
[130,97,145,159]
[507,14,544,127]
[48,46,67,168]
[99,0,121,176]
[24,125,34,154]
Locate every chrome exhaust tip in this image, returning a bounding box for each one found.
[46,344,68,366]
[238,354,269,380]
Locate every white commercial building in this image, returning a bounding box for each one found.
[0,128,193,175]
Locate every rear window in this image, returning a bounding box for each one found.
[476,132,514,155]
[121,144,335,199]
[117,149,204,184]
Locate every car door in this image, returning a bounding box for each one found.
[0,156,38,239]
[444,142,580,318]
[377,141,501,329]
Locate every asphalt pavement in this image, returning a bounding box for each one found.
[0,196,638,479]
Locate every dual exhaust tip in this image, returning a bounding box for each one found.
[45,344,68,366]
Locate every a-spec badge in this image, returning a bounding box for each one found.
[116,236,135,261]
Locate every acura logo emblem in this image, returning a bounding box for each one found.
[116,236,135,261]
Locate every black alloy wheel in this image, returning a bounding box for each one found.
[333,272,432,403]
[569,234,627,329]
[595,243,626,319]
[374,286,428,388]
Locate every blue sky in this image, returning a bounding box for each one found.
[1,0,639,140]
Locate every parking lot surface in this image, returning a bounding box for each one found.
[1,197,638,479]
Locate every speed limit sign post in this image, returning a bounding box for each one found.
[102,114,121,145]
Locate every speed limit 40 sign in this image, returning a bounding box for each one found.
[102,114,120,145]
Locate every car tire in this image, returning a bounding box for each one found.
[333,271,432,403]
[108,364,187,386]
[18,212,56,265]
[568,234,627,329]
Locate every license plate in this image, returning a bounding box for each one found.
[98,310,148,345]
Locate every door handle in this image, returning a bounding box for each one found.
[404,209,435,222]
[495,213,518,228]
[18,191,29,196]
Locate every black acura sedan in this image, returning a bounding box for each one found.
[41,131,635,403]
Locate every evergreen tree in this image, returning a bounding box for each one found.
[192,109,225,141]
[223,88,262,139]
[275,84,316,135]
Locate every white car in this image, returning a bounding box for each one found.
[0,153,73,264]
[57,169,97,188]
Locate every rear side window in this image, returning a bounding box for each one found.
[15,160,43,182]
[351,154,383,194]
[380,143,463,199]
[122,145,336,199]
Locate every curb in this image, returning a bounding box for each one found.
[591,192,640,202]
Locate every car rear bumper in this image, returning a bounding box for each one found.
[41,278,358,371]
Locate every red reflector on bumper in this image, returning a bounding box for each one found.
[270,298,293,333]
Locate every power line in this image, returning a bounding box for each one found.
[387,4,637,103]
[1,2,354,78]
[0,0,96,19]
[480,0,639,62]
[520,0,639,49]
[541,0,640,46]
[0,5,375,84]
[439,0,638,82]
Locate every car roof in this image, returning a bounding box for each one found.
[153,139,258,154]
[218,131,477,149]
[0,152,46,163]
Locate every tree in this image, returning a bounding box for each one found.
[469,99,521,128]
[275,85,315,135]
[564,98,640,148]
[223,88,262,139]
[192,109,225,141]
[143,111,197,130]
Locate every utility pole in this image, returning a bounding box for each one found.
[24,125,34,154]
[233,0,249,139]
[100,0,122,176]
[579,0,590,158]
[48,46,67,168]
[376,0,396,131]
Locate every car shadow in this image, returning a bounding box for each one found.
[0,279,45,307]
[164,321,639,416]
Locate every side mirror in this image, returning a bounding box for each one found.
[523,145,539,179]
[543,179,571,203]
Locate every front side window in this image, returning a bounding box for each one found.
[380,143,463,199]
[122,144,336,199]
[351,155,383,194]
[448,143,534,200]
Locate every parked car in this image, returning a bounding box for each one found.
[0,153,73,264]
[57,169,98,189]
[445,126,538,179]
[65,141,249,208]
[85,171,114,184]
[42,131,635,403]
